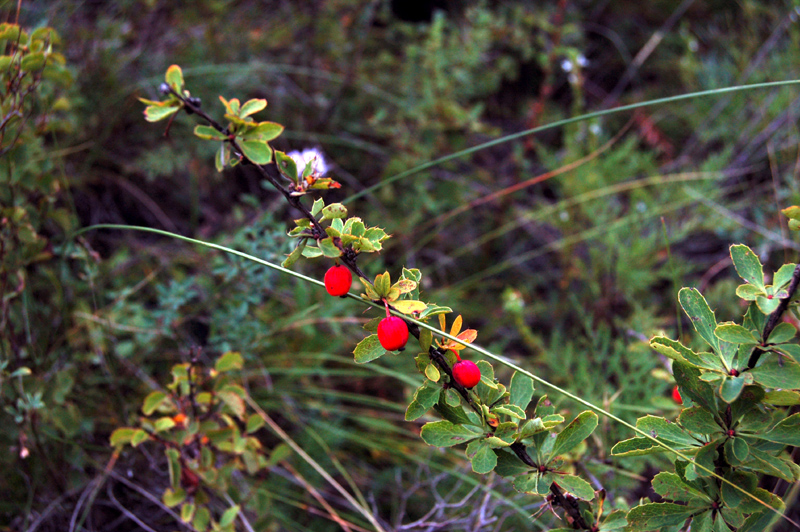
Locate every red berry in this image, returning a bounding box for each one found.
[672,385,682,404]
[324,265,352,296]
[377,316,409,351]
[453,359,481,388]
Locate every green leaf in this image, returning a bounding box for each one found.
[144,104,180,122]
[374,272,391,298]
[220,505,240,527]
[275,151,298,181]
[494,449,531,477]
[627,502,697,529]
[321,203,347,220]
[218,389,245,419]
[652,472,711,503]
[142,391,169,416]
[424,363,440,382]
[318,237,341,258]
[514,472,553,495]
[755,295,781,314]
[743,448,795,481]
[650,336,722,370]
[109,427,138,447]
[763,390,800,405]
[674,362,718,412]
[20,51,45,71]
[163,487,187,508]
[194,124,228,141]
[758,412,800,446]
[721,471,758,509]
[554,474,595,500]
[239,139,273,164]
[724,437,749,464]
[239,98,267,117]
[549,411,598,459]
[749,355,800,389]
[181,502,196,523]
[736,283,764,301]
[405,382,441,421]
[768,322,796,344]
[492,404,526,420]
[165,64,184,92]
[466,440,497,473]
[509,371,534,410]
[246,413,265,434]
[679,407,720,435]
[715,323,758,345]
[730,245,765,292]
[282,239,307,268]
[599,510,628,531]
[130,429,150,447]
[772,263,796,288]
[311,198,324,216]
[353,334,385,364]
[679,288,720,352]
[719,375,746,403]
[242,121,283,141]
[215,351,244,373]
[419,328,432,352]
[154,417,176,433]
[420,420,482,447]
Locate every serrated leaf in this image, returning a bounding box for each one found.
[599,510,628,531]
[550,411,598,459]
[142,391,169,416]
[743,448,795,481]
[215,351,244,373]
[420,420,482,447]
[239,139,273,164]
[715,323,758,344]
[554,474,595,500]
[354,334,386,364]
[674,362,718,412]
[679,288,720,352]
[730,245,765,292]
[650,336,721,370]
[611,436,662,456]
[194,124,228,141]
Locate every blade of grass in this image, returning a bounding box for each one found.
[345,79,800,204]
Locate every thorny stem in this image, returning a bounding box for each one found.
[748,262,800,369]
[170,89,592,529]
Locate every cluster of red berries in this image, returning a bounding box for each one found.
[324,264,481,388]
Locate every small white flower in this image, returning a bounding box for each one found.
[577,54,589,67]
[589,123,602,136]
[561,59,573,72]
[287,148,328,177]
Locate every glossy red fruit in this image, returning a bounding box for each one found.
[324,264,352,296]
[672,385,682,404]
[377,316,409,351]
[453,359,481,388]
